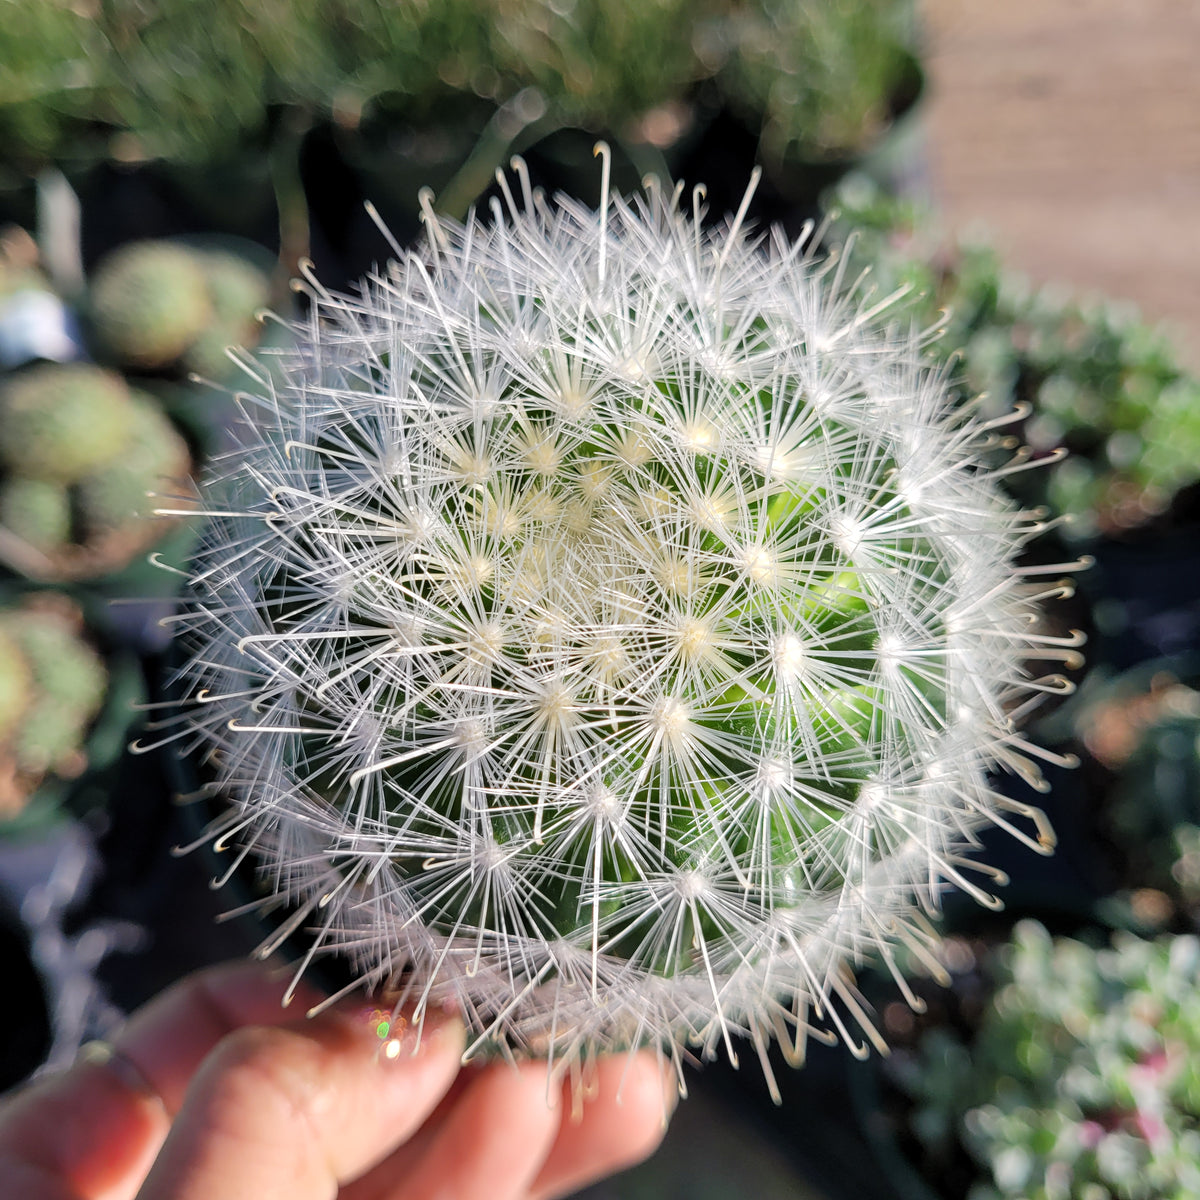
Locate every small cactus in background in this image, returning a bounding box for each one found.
[912,921,1200,1200]
[181,250,272,380]
[0,596,107,819]
[74,391,194,541]
[88,240,270,379]
[0,363,192,578]
[0,363,133,484]
[88,241,215,370]
[167,159,1077,1086]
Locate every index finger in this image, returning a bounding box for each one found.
[0,960,324,1200]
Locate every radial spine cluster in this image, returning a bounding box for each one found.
[165,154,1081,1089]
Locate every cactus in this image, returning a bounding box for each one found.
[0,600,107,817]
[88,239,272,380]
[0,477,72,554]
[0,363,193,579]
[88,241,214,370]
[0,363,133,484]
[0,628,31,740]
[168,161,1077,1086]
[74,390,192,540]
[181,249,271,380]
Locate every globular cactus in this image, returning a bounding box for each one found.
[0,627,31,739]
[0,363,192,577]
[0,363,133,484]
[167,158,1079,1088]
[88,241,214,370]
[0,476,72,555]
[88,240,269,377]
[0,599,107,819]
[181,249,271,381]
[74,391,193,541]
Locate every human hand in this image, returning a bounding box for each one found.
[0,962,675,1200]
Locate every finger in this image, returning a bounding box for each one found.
[136,1004,465,1200]
[528,1053,677,1200]
[0,961,320,1200]
[0,1052,165,1200]
[114,960,327,1115]
[368,1060,562,1200]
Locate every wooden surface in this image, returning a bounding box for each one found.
[920,0,1200,367]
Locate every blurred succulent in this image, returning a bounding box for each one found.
[829,176,1200,541]
[161,160,1077,1088]
[0,363,133,484]
[74,390,194,541]
[715,0,919,162]
[1067,662,1200,926]
[180,249,272,379]
[911,921,1200,1200]
[88,241,215,370]
[0,476,73,555]
[87,240,270,378]
[0,596,107,820]
[0,362,192,579]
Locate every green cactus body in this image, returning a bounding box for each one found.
[0,606,106,779]
[181,250,271,380]
[6,610,107,715]
[0,364,132,484]
[0,476,72,553]
[75,390,191,539]
[89,241,213,370]
[11,694,91,775]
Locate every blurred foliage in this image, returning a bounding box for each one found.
[0,593,107,820]
[909,921,1200,1200]
[1058,661,1200,929]
[0,0,918,170]
[716,0,919,161]
[830,176,1200,541]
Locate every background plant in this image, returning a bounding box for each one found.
[828,176,1200,543]
[0,593,108,822]
[909,921,1200,1200]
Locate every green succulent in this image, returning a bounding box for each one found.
[0,363,133,484]
[911,922,1200,1200]
[181,249,271,379]
[197,249,270,330]
[0,476,72,554]
[0,604,106,786]
[75,390,191,539]
[829,176,1200,539]
[89,241,214,370]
